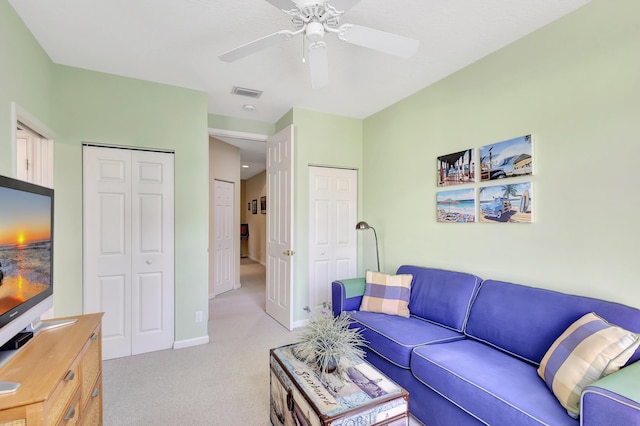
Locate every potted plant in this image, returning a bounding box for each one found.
[295,307,366,374]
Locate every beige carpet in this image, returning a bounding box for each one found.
[102,258,295,425]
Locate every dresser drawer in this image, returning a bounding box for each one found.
[59,388,81,426]
[46,356,81,424]
[80,328,101,410]
[0,406,26,426]
[82,375,102,425]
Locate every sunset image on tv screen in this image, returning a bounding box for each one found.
[0,187,51,316]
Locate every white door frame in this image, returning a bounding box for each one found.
[208,127,268,300]
[10,102,56,182]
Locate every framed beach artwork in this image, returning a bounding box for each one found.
[437,148,475,187]
[437,188,476,223]
[478,182,533,223]
[479,135,532,182]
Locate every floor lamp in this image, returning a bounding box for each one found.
[355,221,380,271]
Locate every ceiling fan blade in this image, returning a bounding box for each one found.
[219,31,295,62]
[329,0,362,12]
[263,0,297,11]
[337,24,419,59]
[307,42,329,89]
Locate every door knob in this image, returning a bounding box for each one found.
[146,259,153,264]
[283,250,295,256]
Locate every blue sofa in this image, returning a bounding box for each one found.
[332,265,640,426]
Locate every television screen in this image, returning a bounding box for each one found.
[0,177,53,330]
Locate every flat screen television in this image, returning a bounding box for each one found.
[0,175,54,353]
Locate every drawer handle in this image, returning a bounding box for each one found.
[64,406,76,420]
[91,332,99,341]
[92,388,100,398]
[64,370,75,381]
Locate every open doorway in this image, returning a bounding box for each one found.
[208,129,268,299]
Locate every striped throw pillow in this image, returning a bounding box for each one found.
[537,312,640,418]
[360,271,413,318]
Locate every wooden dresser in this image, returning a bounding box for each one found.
[0,313,104,425]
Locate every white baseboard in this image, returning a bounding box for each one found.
[291,319,308,329]
[247,256,267,267]
[173,335,210,350]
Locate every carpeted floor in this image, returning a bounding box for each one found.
[102,258,295,425]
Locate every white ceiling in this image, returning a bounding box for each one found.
[9,0,590,178]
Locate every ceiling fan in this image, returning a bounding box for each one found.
[218,0,420,88]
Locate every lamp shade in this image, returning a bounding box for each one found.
[355,221,370,230]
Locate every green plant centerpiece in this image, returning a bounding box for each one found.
[295,306,366,375]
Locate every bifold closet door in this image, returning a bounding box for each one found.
[83,146,174,360]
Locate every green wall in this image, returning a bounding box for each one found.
[362,0,640,308]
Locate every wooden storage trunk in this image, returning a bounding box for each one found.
[270,344,409,426]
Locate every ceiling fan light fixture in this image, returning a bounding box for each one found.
[305,21,325,42]
[220,0,419,88]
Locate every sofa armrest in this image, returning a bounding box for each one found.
[581,360,640,425]
[331,278,366,317]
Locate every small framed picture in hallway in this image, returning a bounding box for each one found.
[252,199,257,214]
[260,196,266,214]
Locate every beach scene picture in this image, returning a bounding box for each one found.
[480,135,532,182]
[0,187,51,316]
[479,182,533,223]
[437,148,475,187]
[437,188,476,223]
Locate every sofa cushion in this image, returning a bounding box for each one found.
[360,271,413,317]
[465,280,640,365]
[349,311,465,369]
[538,312,640,417]
[411,340,578,426]
[397,265,481,331]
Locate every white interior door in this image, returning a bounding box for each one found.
[83,146,174,360]
[309,167,358,313]
[266,125,294,330]
[213,179,234,296]
[130,150,175,355]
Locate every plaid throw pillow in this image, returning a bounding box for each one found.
[537,312,640,418]
[359,271,413,318]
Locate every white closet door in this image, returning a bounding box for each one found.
[83,147,133,359]
[83,146,174,360]
[130,150,175,355]
[213,179,234,296]
[308,167,357,313]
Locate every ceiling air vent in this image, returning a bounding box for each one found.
[231,86,263,98]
